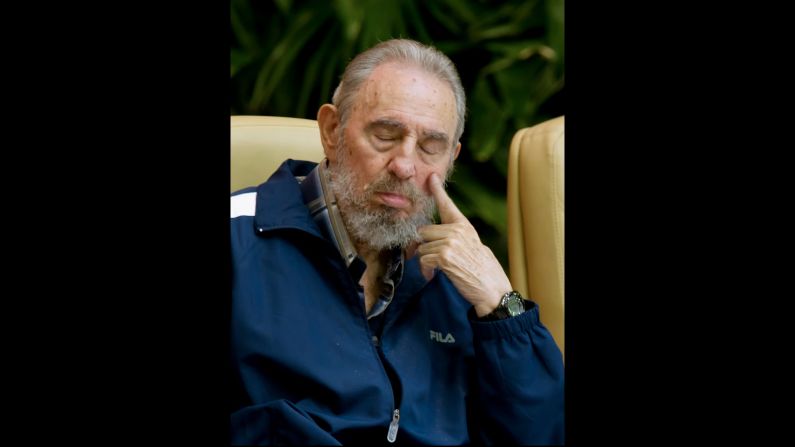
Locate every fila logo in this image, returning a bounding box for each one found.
[430,330,456,344]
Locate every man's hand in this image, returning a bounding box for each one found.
[417,173,513,317]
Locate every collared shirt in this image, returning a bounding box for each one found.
[298,159,404,320]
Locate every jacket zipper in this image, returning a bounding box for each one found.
[387,408,400,443]
[376,313,403,443]
[369,311,403,442]
[373,331,402,442]
[344,265,402,443]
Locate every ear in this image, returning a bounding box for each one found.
[317,104,340,162]
[452,142,461,161]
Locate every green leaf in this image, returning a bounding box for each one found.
[485,40,555,62]
[490,139,509,178]
[231,49,254,78]
[358,0,403,48]
[433,40,472,55]
[249,9,331,111]
[439,0,478,23]
[505,0,543,32]
[481,55,517,76]
[334,0,364,42]
[448,164,507,234]
[546,0,565,74]
[274,0,292,14]
[468,77,508,162]
[471,23,524,41]
[402,0,433,43]
[296,22,341,117]
[423,0,463,34]
[496,61,562,122]
[230,0,259,52]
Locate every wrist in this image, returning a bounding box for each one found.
[473,287,511,317]
[479,290,527,321]
[474,301,499,318]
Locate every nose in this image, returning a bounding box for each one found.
[387,139,417,180]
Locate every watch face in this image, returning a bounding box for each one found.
[505,293,525,317]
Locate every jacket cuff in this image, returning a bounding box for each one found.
[468,301,541,340]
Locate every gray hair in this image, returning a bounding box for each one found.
[331,39,467,145]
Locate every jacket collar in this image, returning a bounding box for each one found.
[299,159,360,267]
[254,159,367,283]
[254,159,325,239]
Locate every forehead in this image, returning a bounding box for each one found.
[353,62,457,135]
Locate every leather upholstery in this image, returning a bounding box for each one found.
[507,116,565,354]
[230,115,325,192]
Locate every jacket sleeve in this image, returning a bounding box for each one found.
[467,303,564,445]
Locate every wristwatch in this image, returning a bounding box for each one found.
[483,291,526,321]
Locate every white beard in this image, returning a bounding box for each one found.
[327,149,436,251]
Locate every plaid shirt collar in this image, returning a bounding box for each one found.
[299,160,404,319]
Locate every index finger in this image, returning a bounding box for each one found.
[428,173,466,224]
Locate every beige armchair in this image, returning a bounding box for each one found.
[230,115,325,192]
[507,116,565,355]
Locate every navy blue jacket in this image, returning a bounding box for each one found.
[230,160,564,445]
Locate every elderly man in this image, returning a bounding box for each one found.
[230,39,563,445]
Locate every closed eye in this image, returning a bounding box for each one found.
[420,142,446,155]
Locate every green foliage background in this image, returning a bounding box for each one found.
[231,0,564,268]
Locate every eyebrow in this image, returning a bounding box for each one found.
[421,129,450,145]
[366,118,407,133]
[366,118,451,145]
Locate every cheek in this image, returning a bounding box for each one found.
[416,170,436,196]
[362,157,391,179]
[423,166,451,196]
[352,161,385,192]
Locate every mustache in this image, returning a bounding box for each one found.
[365,173,428,204]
